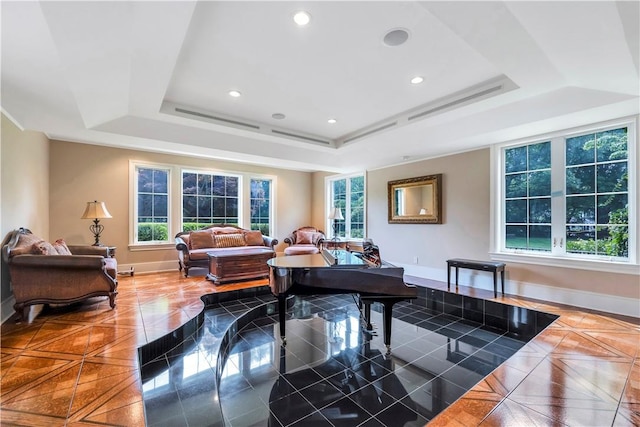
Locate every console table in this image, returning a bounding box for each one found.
[446,258,506,297]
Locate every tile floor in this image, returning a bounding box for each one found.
[142,290,544,426]
[1,271,638,426]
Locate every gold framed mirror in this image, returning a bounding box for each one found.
[388,174,442,224]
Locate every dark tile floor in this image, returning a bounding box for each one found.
[142,288,549,426]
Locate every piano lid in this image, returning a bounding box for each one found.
[267,249,369,269]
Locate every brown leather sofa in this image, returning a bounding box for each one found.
[174,224,278,279]
[1,228,118,321]
[283,226,326,255]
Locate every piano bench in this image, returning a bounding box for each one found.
[446,258,506,297]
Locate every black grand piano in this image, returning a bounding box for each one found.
[267,243,417,353]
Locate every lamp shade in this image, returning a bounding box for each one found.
[328,207,344,220]
[81,201,112,220]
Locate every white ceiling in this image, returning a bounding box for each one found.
[2,1,638,173]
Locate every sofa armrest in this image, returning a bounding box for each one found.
[67,245,110,257]
[283,234,295,246]
[174,236,192,269]
[262,236,279,249]
[175,236,189,253]
[10,254,107,270]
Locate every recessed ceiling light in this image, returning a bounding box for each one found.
[327,118,337,124]
[383,28,410,47]
[272,113,286,120]
[228,90,241,98]
[410,76,424,85]
[293,11,311,26]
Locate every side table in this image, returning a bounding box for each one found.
[446,258,506,297]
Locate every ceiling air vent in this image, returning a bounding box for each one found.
[407,84,504,122]
[342,122,398,145]
[271,129,331,145]
[174,107,260,130]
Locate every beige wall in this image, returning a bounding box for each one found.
[368,150,491,269]
[1,114,50,316]
[49,140,313,268]
[311,171,332,233]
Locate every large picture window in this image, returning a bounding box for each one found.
[135,166,170,243]
[327,174,366,239]
[182,171,239,230]
[497,120,634,267]
[131,163,275,246]
[250,178,272,236]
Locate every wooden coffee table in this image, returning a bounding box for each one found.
[206,248,275,285]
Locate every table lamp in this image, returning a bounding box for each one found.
[328,207,344,241]
[81,201,112,246]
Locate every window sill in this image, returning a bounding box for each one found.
[490,252,640,275]
[129,242,175,251]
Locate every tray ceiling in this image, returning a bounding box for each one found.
[2,1,638,172]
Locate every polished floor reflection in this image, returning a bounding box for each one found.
[217,294,530,426]
[1,271,638,426]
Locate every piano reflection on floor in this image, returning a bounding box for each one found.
[268,306,419,426]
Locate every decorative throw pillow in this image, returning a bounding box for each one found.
[31,241,59,255]
[296,231,315,244]
[213,227,242,235]
[243,230,264,246]
[10,245,34,256]
[215,233,246,248]
[53,239,72,255]
[189,230,215,249]
[10,233,43,256]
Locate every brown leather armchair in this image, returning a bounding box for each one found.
[283,226,326,255]
[2,228,118,321]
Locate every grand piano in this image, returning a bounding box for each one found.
[267,243,417,353]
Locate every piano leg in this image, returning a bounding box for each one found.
[278,294,287,345]
[361,297,396,354]
[362,300,373,331]
[382,301,395,354]
[364,297,409,354]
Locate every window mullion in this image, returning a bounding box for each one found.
[345,179,351,238]
[550,137,566,256]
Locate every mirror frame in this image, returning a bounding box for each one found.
[388,174,443,224]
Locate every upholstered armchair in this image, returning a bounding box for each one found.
[283,226,326,255]
[1,228,118,321]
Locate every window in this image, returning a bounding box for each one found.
[130,163,276,246]
[497,120,635,268]
[250,178,272,236]
[327,174,366,239]
[134,166,170,243]
[182,171,239,230]
[504,141,552,251]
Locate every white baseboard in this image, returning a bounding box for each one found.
[117,260,179,275]
[392,262,640,318]
[1,295,15,323]
[5,260,633,321]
